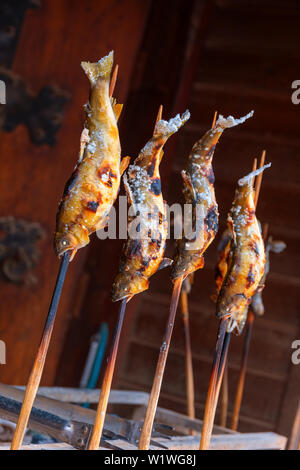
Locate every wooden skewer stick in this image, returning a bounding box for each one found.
[230,310,254,431]
[139,277,183,450]
[199,316,228,449]
[230,222,269,431]
[212,331,231,433]
[155,104,163,127]
[180,284,196,432]
[220,363,228,427]
[11,251,71,449]
[254,150,266,207]
[88,298,127,449]
[109,64,119,97]
[212,111,218,128]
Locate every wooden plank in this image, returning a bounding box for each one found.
[15,387,150,405]
[0,431,287,450]
[132,404,235,435]
[154,432,287,450]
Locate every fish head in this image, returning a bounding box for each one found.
[217,293,248,319]
[111,272,149,302]
[54,226,89,259]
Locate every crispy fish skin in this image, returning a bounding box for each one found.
[55,51,126,260]
[215,227,232,295]
[171,112,253,281]
[111,111,190,302]
[216,164,271,332]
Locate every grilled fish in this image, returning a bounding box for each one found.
[171,112,253,281]
[55,51,129,260]
[111,111,190,302]
[216,164,271,333]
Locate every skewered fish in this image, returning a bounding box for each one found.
[171,112,253,281]
[55,51,129,260]
[111,111,190,302]
[216,164,271,333]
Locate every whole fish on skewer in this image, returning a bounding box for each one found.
[171,112,253,281]
[111,110,190,302]
[55,51,129,260]
[216,164,271,333]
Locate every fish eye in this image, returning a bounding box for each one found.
[61,239,69,247]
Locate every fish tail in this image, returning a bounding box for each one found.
[238,163,271,186]
[215,110,254,130]
[81,51,114,85]
[153,110,190,138]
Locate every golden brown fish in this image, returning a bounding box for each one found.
[216,164,271,333]
[171,112,253,281]
[55,51,129,260]
[111,111,190,302]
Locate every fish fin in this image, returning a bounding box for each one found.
[69,249,77,262]
[269,239,286,253]
[110,97,123,121]
[79,128,89,161]
[95,216,110,231]
[227,215,236,245]
[158,149,164,164]
[153,110,190,137]
[181,170,195,199]
[238,163,271,187]
[120,156,130,175]
[157,258,173,271]
[123,173,134,206]
[81,51,113,85]
[215,111,254,130]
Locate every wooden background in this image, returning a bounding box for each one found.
[0,0,299,439]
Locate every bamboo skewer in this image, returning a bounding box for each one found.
[11,251,71,449]
[138,277,183,450]
[109,64,119,97]
[199,317,228,449]
[220,364,228,427]
[180,283,196,430]
[88,298,128,449]
[230,310,254,431]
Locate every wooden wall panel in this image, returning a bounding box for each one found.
[0,0,151,385]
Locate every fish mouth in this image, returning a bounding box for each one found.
[111,273,149,302]
[54,234,80,260]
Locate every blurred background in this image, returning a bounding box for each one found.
[0,0,299,440]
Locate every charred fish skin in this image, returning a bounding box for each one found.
[111,111,190,302]
[216,164,271,332]
[171,112,254,281]
[55,51,126,260]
